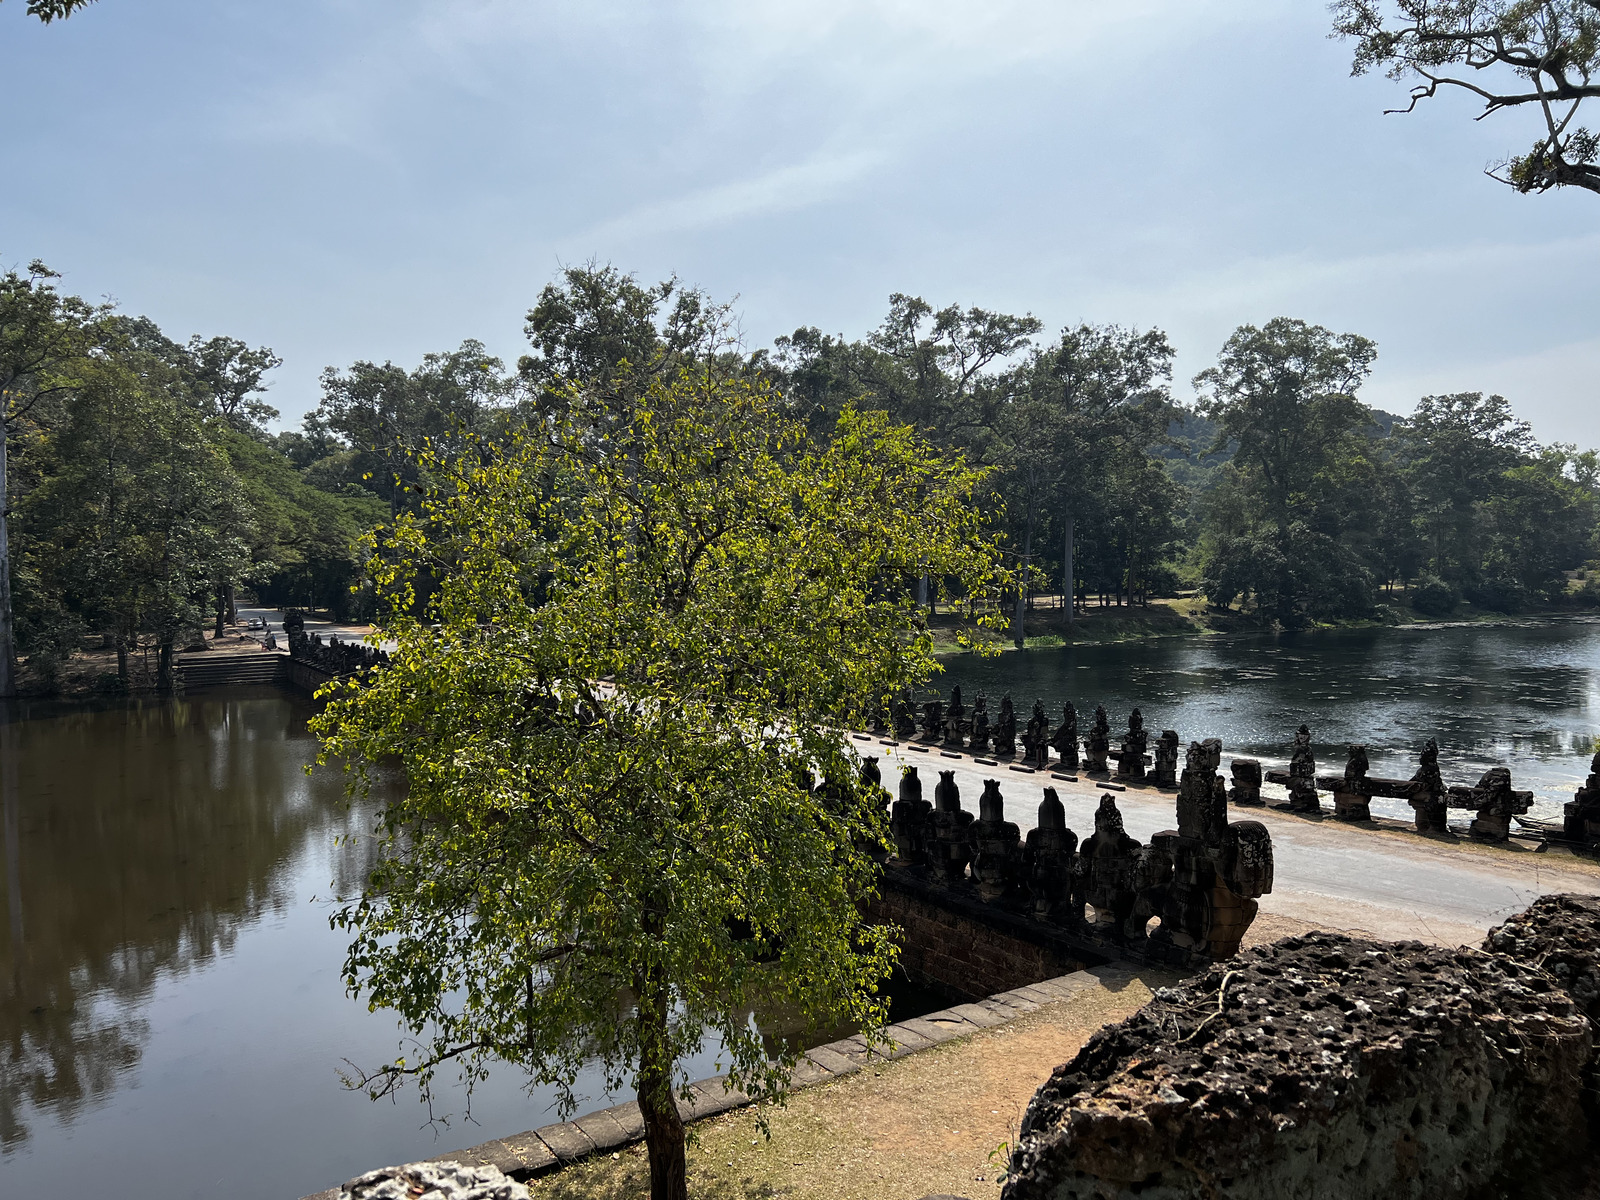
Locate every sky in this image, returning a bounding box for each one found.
[3,0,1597,444]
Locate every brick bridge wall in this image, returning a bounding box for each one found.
[868,873,1105,1001]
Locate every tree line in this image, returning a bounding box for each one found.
[4,260,1598,694]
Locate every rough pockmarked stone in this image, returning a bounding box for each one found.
[341,1162,530,1200]
[1227,756,1263,806]
[1004,932,1593,1200]
[1050,703,1079,772]
[1483,892,1600,1026]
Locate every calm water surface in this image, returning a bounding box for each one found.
[0,692,771,1200]
[940,615,1600,824]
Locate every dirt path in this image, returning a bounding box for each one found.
[527,972,1174,1200]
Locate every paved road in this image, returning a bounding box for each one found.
[856,735,1600,948]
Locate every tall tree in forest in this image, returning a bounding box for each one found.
[1193,318,1380,625]
[314,369,1001,1200]
[23,335,250,685]
[314,341,516,514]
[6,0,97,20]
[0,262,101,696]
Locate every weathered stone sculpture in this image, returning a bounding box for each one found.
[856,756,890,862]
[1175,738,1227,842]
[1151,729,1180,788]
[969,779,1026,903]
[993,695,1018,757]
[930,770,974,884]
[1408,738,1449,833]
[1077,794,1142,938]
[1330,743,1374,822]
[1286,723,1319,813]
[1081,705,1111,774]
[1023,700,1051,769]
[918,697,944,742]
[1024,788,1079,921]
[890,765,933,865]
[1561,751,1600,847]
[1114,708,1148,780]
[942,687,966,747]
[1228,757,1263,806]
[891,694,917,740]
[1049,702,1079,771]
[1141,739,1273,963]
[968,693,991,754]
[1449,766,1534,842]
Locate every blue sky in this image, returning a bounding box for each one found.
[4,0,1597,444]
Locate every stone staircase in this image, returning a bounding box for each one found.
[175,651,288,690]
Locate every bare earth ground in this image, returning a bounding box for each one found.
[528,974,1175,1200]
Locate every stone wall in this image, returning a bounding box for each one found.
[1004,928,1594,1200]
[868,879,1094,1001]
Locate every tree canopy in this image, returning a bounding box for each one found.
[312,368,1001,1200]
[1334,0,1600,196]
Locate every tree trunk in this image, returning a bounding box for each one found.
[1061,517,1074,628]
[224,583,237,625]
[1013,520,1033,649]
[215,586,228,638]
[0,422,15,698]
[157,639,173,692]
[635,969,688,1200]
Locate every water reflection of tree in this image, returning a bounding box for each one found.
[0,694,367,1150]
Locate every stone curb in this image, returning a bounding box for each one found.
[297,968,1104,1198]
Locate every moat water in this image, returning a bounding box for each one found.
[2,617,1598,1199]
[938,614,1600,826]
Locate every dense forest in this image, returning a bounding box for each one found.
[3,261,1597,693]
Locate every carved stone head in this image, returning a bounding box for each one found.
[980,778,1006,824]
[1094,793,1125,836]
[1037,787,1066,831]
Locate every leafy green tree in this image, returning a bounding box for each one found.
[313,341,516,513]
[22,339,249,685]
[0,261,103,695]
[1333,0,1600,196]
[1393,392,1535,590]
[7,0,97,21]
[312,369,1000,1200]
[1193,318,1381,625]
[184,335,283,433]
[519,263,737,415]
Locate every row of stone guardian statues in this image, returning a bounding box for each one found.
[864,739,1274,967]
[879,687,1594,847]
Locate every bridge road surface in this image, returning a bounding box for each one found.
[857,736,1600,950]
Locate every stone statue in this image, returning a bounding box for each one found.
[969,779,1026,903]
[1082,705,1111,774]
[892,694,918,740]
[1449,767,1534,842]
[1152,730,1181,789]
[1408,739,1448,833]
[1050,703,1079,771]
[943,687,967,748]
[1176,738,1227,845]
[1227,757,1264,806]
[931,770,974,883]
[1286,724,1319,813]
[1115,708,1149,780]
[890,765,933,865]
[1331,743,1374,822]
[919,698,944,742]
[1561,751,1600,847]
[1023,700,1051,769]
[1025,787,1079,922]
[993,695,1018,757]
[1077,794,1143,939]
[968,693,991,754]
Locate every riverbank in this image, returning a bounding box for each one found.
[927,592,1600,655]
